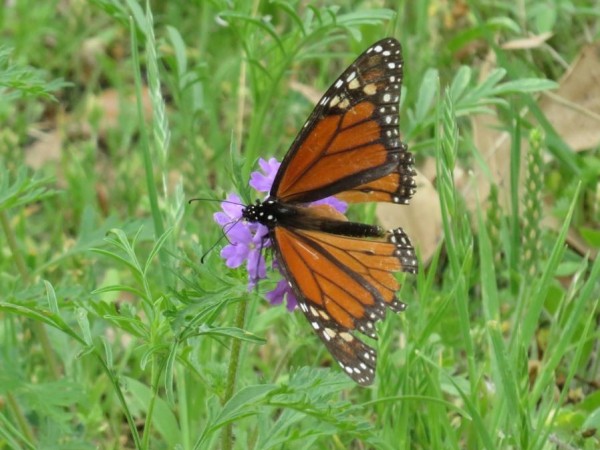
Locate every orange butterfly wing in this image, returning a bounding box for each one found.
[271,38,416,205]
[272,220,416,386]
[246,38,418,385]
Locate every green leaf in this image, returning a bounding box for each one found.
[165,25,188,78]
[449,66,472,100]
[415,68,439,123]
[583,408,600,430]
[0,302,83,344]
[579,226,600,247]
[125,377,181,448]
[144,227,174,276]
[0,164,55,212]
[491,78,558,95]
[211,384,278,430]
[43,280,59,315]
[194,325,266,344]
[76,307,93,346]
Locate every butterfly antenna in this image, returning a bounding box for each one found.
[188,197,244,206]
[190,197,246,263]
[200,217,242,263]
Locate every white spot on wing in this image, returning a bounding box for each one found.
[363,83,377,95]
[339,332,353,342]
[323,327,336,341]
[348,78,360,90]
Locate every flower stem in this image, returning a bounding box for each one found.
[141,355,159,450]
[221,297,248,450]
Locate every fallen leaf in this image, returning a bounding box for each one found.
[469,45,600,258]
[85,86,153,136]
[376,168,442,263]
[502,32,553,50]
[25,128,63,170]
[465,50,519,211]
[539,42,600,152]
[289,80,321,105]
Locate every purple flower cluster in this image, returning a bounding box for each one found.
[214,157,347,311]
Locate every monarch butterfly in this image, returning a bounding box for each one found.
[241,37,417,386]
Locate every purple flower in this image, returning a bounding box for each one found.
[311,196,348,214]
[265,279,298,311]
[215,157,347,310]
[213,193,243,227]
[249,157,280,193]
[214,193,269,289]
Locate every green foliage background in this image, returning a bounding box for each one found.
[1,1,599,449]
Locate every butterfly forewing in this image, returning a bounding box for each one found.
[271,37,416,205]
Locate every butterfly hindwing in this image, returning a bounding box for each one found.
[271,37,416,205]
[299,303,378,386]
[271,223,416,385]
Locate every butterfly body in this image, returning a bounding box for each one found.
[240,38,417,385]
[242,198,384,237]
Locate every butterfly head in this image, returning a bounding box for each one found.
[242,198,279,227]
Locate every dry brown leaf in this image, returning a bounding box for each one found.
[539,42,600,151]
[85,86,153,135]
[25,86,152,167]
[465,51,518,211]
[25,128,63,170]
[79,37,107,84]
[376,167,442,263]
[289,80,321,105]
[501,32,553,50]
[469,45,600,258]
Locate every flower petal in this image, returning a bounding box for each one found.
[227,221,253,244]
[249,157,281,193]
[311,196,348,214]
[221,243,248,268]
[221,194,244,218]
[265,279,298,311]
[247,248,267,282]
